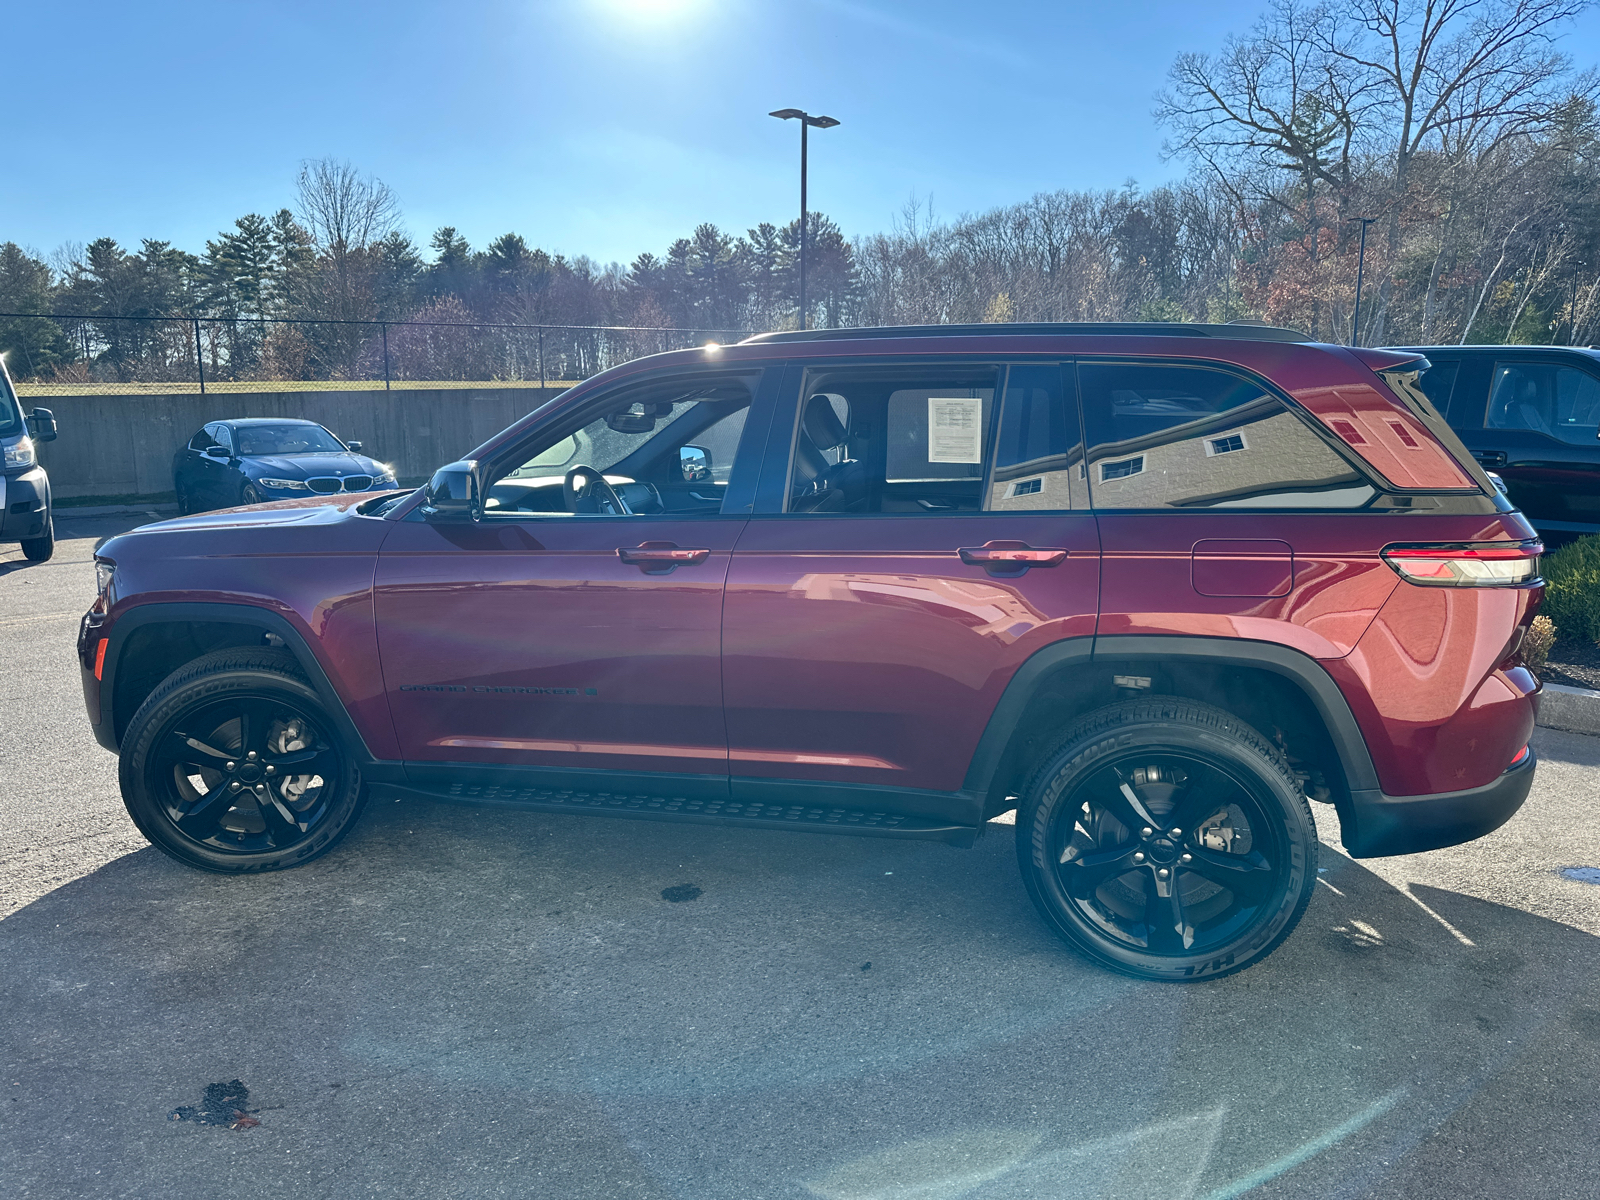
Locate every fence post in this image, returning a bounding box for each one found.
[382,322,391,391]
[193,317,206,395]
[538,327,545,390]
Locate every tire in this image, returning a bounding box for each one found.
[118,647,368,873]
[175,480,195,514]
[1016,696,1317,982]
[20,513,54,562]
[240,484,265,506]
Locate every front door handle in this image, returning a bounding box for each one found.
[1474,450,1507,467]
[618,541,711,574]
[958,541,1068,575]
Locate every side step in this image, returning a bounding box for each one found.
[376,780,979,846]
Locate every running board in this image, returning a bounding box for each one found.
[373,780,979,846]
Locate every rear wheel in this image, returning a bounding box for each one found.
[20,514,54,562]
[1016,697,1316,982]
[118,648,368,873]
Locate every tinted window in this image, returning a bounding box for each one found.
[985,363,1089,511]
[1488,362,1600,445]
[187,428,218,452]
[786,365,998,514]
[211,425,233,453]
[1079,362,1372,509]
[0,372,20,439]
[1417,360,1460,419]
[235,424,342,455]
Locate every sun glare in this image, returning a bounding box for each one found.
[597,0,705,18]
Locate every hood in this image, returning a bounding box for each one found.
[127,489,403,534]
[242,452,384,479]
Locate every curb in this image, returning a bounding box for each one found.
[1538,682,1600,737]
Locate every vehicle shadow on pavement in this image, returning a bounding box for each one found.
[2,796,1597,1200]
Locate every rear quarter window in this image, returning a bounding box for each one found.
[1078,362,1374,510]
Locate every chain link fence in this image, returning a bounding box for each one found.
[3,313,752,395]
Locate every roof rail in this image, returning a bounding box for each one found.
[740,321,1312,345]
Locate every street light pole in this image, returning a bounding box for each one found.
[1348,216,1377,346]
[770,108,840,331]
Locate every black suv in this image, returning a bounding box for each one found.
[1394,345,1600,542]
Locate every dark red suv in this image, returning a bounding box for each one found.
[80,323,1543,980]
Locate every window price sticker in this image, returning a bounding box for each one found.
[928,397,982,463]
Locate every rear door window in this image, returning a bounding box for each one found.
[984,362,1090,511]
[1488,361,1600,445]
[1079,362,1373,509]
[784,364,999,513]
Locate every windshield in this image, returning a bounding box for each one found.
[0,367,20,439]
[235,424,346,456]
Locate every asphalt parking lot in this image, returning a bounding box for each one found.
[4,513,1600,1200]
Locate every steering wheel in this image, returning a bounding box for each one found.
[563,465,631,515]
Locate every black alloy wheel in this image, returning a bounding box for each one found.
[240,483,265,506]
[119,648,368,872]
[1017,697,1316,982]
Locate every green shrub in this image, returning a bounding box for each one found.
[1541,535,1600,645]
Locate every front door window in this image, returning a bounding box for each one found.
[1488,362,1600,445]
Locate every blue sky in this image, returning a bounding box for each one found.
[6,0,1600,267]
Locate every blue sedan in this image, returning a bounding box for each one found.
[172,418,398,513]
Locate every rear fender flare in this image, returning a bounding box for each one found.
[963,634,1381,806]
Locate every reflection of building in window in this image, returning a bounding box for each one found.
[1384,419,1421,448]
[1100,456,1145,481]
[1009,478,1042,497]
[1090,404,1369,509]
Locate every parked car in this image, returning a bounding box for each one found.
[1389,344,1600,544]
[85,323,1542,981]
[0,355,58,562]
[171,418,397,513]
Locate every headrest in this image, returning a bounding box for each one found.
[803,394,848,451]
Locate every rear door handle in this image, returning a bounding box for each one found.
[618,541,711,573]
[958,541,1068,574]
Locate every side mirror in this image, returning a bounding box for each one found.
[422,460,482,520]
[27,407,57,443]
[679,444,712,482]
[204,446,230,461]
[346,440,363,453]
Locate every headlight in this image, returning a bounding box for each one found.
[3,436,35,468]
[257,478,309,491]
[94,561,115,606]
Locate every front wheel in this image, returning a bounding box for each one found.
[1016,697,1317,982]
[20,514,54,562]
[240,483,265,506]
[118,648,368,872]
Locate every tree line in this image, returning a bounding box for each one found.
[3,0,1599,385]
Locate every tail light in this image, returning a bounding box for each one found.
[1381,540,1543,587]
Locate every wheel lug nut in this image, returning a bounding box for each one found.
[1140,826,1153,837]
[1158,868,1170,879]
[225,761,235,772]
[1181,853,1192,863]
[1170,828,1182,837]
[247,751,258,760]
[1133,852,1145,863]
[265,765,275,775]
[229,781,241,792]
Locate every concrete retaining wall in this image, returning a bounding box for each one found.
[31,387,566,501]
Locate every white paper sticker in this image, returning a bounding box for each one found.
[928,397,982,463]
